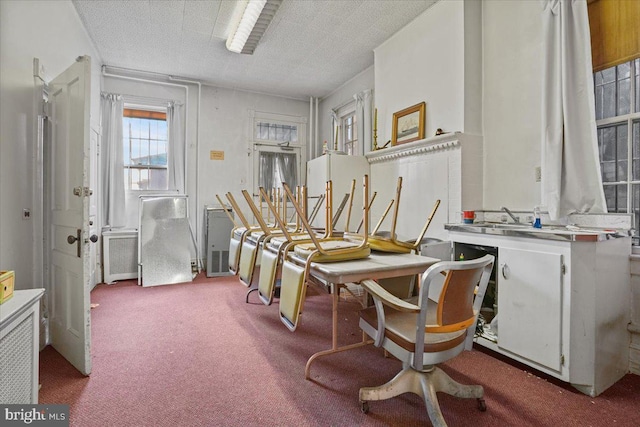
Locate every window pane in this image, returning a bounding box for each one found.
[634,59,640,113]
[148,168,168,190]
[595,85,603,120]
[600,126,616,161]
[603,82,616,119]
[604,184,627,213]
[601,162,616,182]
[123,137,131,166]
[618,62,631,79]
[634,184,640,245]
[617,185,628,212]
[634,121,640,180]
[604,185,616,209]
[128,119,140,139]
[595,70,603,86]
[617,124,628,162]
[618,76,630,115]
[602,67,615,83]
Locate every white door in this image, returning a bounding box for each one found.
[46,56,92,375]
[498,247,563,372]
[252,144,302,222]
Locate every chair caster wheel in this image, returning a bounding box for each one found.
[477,398,487,412]
[361,401,369,414]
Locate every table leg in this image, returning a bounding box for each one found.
[304,283,372,380]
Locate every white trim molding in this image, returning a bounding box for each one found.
[366,132,463,164]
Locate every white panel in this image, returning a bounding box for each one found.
[374,0,465,140]
[482,0,543,210]
[498,247,563,372]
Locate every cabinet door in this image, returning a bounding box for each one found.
[498,247,563,371]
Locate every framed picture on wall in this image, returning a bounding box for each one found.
[391,102,426,145]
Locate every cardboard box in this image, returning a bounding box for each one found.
[0,270,15,304]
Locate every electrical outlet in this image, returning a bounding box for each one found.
[535,166,542,182]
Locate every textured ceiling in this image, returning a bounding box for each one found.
[72,0,437,100]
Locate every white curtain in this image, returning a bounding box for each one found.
[541,0,607,220]
[330,109,339,150]
[354,89,373,155]
[167,102,185,193]
[100,93,126,228]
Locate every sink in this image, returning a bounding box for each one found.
[445,222,628,242]
[465,222,532,229]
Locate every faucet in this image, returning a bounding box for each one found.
[501,207,520,223]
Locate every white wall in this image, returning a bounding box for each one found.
[317,66,374,158]
[374,0,468,143]
[103,74,309,260]
[482,0,543,210]
[0,0,101,290]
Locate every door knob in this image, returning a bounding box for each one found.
[89,234,98,243]
[67,229,82,258]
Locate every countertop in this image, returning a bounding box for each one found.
[445,222,631,242]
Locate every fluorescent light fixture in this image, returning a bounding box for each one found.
[226,0,268,54]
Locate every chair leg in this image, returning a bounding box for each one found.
[360,366,485,427]
[360,366,422,403]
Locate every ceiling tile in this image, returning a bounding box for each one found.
[73,0,437,99]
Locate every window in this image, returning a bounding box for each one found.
[341,112,357,155]
[595,58,640,243]
[255,121,298,143]
[123,108,168,190]
[331,101,359,155]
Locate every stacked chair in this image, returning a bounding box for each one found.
[254,186,315,305]
[215,193,259,275]
[277,176,371,331]
[348,176,440,255]
[252,179,366,305]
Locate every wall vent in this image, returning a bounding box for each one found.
[103,230,138,283]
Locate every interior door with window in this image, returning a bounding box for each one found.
[251,115,305,223]
[46,56,93,375]
[253,144,301,222]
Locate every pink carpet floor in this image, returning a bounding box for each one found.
[39,274,640,426]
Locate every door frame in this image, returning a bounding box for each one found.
[248,110,307,220]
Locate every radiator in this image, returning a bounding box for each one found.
[103,230,138,283]
[205,207,234,277]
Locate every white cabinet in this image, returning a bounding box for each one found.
[448,229,631,397]
[498,247,563,371]
[306,152,370,231]
[0,289,45,404]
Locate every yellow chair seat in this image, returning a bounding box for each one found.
[343,233,413,254]
[368,237,413,254]
[294,240,371,262]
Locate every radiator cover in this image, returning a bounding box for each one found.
[103,230,138,283]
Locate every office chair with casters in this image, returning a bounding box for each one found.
[358,254,495,427]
